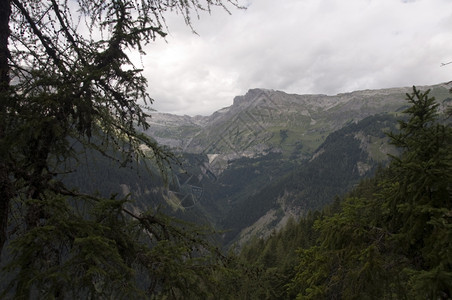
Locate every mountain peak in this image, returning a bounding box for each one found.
[233,88,274,106]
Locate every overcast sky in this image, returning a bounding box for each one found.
[139,0,452,116]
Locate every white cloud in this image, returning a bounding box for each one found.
[140,0,452,116]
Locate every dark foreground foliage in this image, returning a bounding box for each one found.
[0,0,244,298]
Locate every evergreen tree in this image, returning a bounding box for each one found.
[385,87,452,298]
[0,0,242,297]
[288,87,452,299]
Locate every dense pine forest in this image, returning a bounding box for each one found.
[232,87,452,299]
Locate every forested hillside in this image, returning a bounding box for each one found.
[231,87,452,299]
[217,113,399,246]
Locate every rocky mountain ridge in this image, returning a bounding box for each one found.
[145,83,450,171]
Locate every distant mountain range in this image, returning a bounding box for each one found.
[145,84,450,169]
[139,83,452,247]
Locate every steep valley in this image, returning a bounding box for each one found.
[68,83,452,247]
[139,83,451,246]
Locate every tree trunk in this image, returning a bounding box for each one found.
[0,0,12,257]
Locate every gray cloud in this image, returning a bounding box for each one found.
[141,0,452,116]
